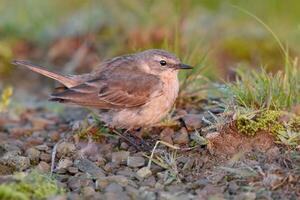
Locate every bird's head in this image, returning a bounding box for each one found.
[136,49,192,75]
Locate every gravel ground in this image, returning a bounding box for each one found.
[0,100,299,200]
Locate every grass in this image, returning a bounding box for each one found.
[226,62,300,110]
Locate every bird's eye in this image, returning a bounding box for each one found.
[160,60,167,66]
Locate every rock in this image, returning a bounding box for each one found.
[125,185,139,199]
[40,153,51,162]
[57,158,73,169]
[120,142,129,150]
[182,114,203,130]
[35,144,49,151]
[74,158,105,178]
[234,192,256,200]
[105,191,130,200]
[160,128,174,145]
[25,147,40,162]
[82,186,96,197]
[111,151,130,164]
[67,166,79,174]
[68,175,93,191]
[127,156,145,168]
[47,195,67,200]
[36,161,50,173]
[97,175,129,188]
[57,142,76,158]
[139,186,156,200]
[0,147,30,175]
[136,167,152,179]
[173,128,189,145]
[105,182,123,193]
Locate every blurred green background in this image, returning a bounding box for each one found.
[0,0,300,92]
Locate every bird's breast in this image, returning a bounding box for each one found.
[107,73,179,129]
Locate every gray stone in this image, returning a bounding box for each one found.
[36,161,50,173]
[173,128,189,145]
[136,167,152,179]
[127,156,145,168]
[97,175,128,187]
[182,114,203,130]
[40,152,51,162]
[25,148,40,162]
[74,158,105,178]
[105,182,123,193]
[105,191,130,200]
[57,142,76,158]
[57,158,73,169]
[0,150,30,174]
[111,151,130,164]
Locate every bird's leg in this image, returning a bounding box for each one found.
[110,127,152,151]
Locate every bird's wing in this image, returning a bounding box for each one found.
[50,67,162,109]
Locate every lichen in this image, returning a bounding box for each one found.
[0,171,64,200]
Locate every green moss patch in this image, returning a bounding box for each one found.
[236,110,300,146]
[0,171,64,200]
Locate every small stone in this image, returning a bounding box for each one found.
[68,175,93,191]
[47,195,67,200]
[105,182,123,193]
[25,148,40,162]
[82,186,96,197]
[57,158,73,169]
[0,151,30,174]
[173,128,189,145]
[57,142,76,158]
[120,142,129,150]
[105,191,130,200]
[160,128,174,145]
[136,167,152,179]
[67,166,79,174]
[35,144,49,151]
[74,158,105,178]
[40,153,51,162]
[182,114,203,130]
[234,192,256,200]
[97,175,129,187]
[127,156,145,168]
[125,185,139,199]
[111,151,130,164]
[36,161,50,173]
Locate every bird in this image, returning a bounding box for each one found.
[12,49,192,129]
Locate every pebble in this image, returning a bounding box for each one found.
[105,182,123,193]
[160,128,174,145]
[35,144,49,151]
[173,128,189,145]
[68,175,93,191]
[136,167,152,179]
[57,142,76,158]
[36,161,50,173]
[182,114,203,130]
[0,151,30,174]
[234,192,256,200]
[25,147,40,162]
[74,158,105,178]
[127,156,145,168]
[105,191,131,200]
[111,151,130,164]
[57,158,73,169]
[82,186,96,197]
[67,166,79,174]
[97,175,129,187]
[40,152,51,162]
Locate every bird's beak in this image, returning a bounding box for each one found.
[176,63,193,70]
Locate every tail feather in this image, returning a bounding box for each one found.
[12,60,78,88]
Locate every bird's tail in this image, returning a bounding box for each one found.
[12,60,78,88]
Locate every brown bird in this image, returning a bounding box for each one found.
[12,49,192,129]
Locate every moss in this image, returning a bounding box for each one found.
[236,110,285,136]
[0,171,64,200]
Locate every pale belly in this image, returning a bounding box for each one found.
[102,73,179,129]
